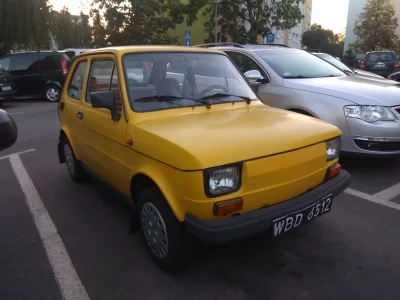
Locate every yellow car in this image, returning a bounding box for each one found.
[57,46,350,272]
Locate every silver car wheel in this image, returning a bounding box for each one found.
[46,87,59,102]
[63,144,75,175]
[141,202,169,259]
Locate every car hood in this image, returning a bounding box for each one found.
[132,105,341,170]
[284,75,400,106]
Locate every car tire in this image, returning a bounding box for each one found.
[138,187,190,273]
[62,137,89,183]
[45,85,61,102]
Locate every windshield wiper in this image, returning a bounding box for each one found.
[342,69,354,75]
[283,75,313,79]
[200,92,252,104]
[134,95,212,108]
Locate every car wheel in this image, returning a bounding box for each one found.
[45,85,61,102]
[62,137,89,183]
[138,187,190,273]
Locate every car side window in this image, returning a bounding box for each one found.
[0,57,11,71]
[68,61,87,100]
[226,51,265,76]
[11,54,39,72]
[110,67,123,113]
[86,60,115,103]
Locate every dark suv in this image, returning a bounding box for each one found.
[0,51,70,102]
[360,51,399,78]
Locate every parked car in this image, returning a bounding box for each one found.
[0,109,17,151]
[313,52,384,79]
[196,43,400,156]
[388,71,400,82]
[62,48,94,59]
[58,45,349,272]
[0,50,70,102]
[360,51,399,78]
[0,66,17,104]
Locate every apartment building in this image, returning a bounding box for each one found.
[263,0,313,49]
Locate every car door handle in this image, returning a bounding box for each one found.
[76,112,84,119]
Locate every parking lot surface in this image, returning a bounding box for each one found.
[1,101,400,300]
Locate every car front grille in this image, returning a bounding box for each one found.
[354,139,400,152]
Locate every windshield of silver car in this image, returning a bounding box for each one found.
[122,52,258,112]
[255,50,346,79]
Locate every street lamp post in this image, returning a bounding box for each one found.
[354,24,361,67]
[215,0,218,43]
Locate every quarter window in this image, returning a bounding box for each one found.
[86,60,115,103]
[68,60,87,100]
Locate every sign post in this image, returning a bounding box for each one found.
[185,30,192,47]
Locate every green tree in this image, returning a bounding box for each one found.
[355,0,398,52]
[301,24,344,57]
[182,0,304,44]
[90,0,183,46]
[51,7,92,49]
[0,0,51,55]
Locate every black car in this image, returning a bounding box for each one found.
[388,71,400,82]
[360,51,399,78]
[0,66,17,105]
[0,50,70,102]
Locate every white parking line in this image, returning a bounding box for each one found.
[0,149,36,161]
[8,153,90,300]
[345,188,400,212]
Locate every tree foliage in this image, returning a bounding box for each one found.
[181,0,304,44]
[90,0,184,47]
[355,0,398,52]
[50,7,92,49]
[0,0,51,55]
[301,24,344,57]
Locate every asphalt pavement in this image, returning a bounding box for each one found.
[1,101,400,300]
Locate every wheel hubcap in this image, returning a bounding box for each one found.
[47,88,59,101]
[141,202,168,259]
[64,144,75,175]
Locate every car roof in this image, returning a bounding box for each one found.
[77,45,225,57]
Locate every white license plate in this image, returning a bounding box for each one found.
[2,85,12,91]
[272,195,332,237]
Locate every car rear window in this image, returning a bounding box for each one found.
[365,52,397,62]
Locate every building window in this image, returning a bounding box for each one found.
[292,33,295,41]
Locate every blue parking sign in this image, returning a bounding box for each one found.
[184,30,191,46]
[267,33,275,43]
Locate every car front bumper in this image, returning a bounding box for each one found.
[184,170,350,244]
[342,117,400,155]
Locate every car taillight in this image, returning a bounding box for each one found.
[388,75,392,79]
[60,56,68,77]
[394,61,399,71]
[360,61,366,70]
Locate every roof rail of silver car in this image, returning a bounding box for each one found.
[194,42,245,48]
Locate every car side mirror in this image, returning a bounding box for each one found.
[91,91,121,121]
[244,70,269,83]
[0,109,18,152]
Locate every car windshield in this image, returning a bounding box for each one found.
[316,54,354,73]
[122,52,258,112]
[365,52,396,62]
[254,49,345,79]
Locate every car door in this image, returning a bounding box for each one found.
[225,50,271,94]
[59,58,89,159]
[79,55,130,192]
[9,53,42,97]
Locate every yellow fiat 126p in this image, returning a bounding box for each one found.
[57,46,350,272]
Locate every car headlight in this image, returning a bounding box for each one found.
[326,137,341,161]
[344,105,395,122]
[204,164,242,197]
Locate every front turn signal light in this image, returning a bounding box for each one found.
[326,163,341,180]
[214,198,243,216]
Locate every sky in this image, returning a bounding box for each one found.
[50,0,350,34]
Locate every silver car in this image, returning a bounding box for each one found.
[199,44,400,156]
[312,52,385,79]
